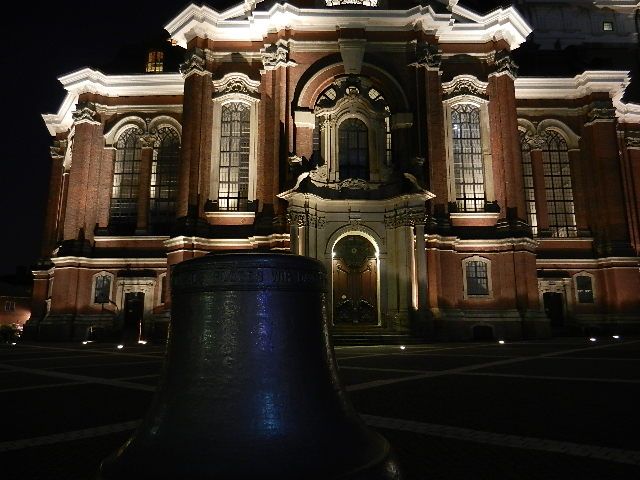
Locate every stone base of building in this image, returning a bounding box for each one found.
[570,314,640,336]
[433,309,551,342]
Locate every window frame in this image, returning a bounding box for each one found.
[462,256,493,299]
[91,271,115,305]
[210,75,260,213]
[443,95,494,213]
[573,272,596,305]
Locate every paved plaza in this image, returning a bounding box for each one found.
[1,337,639,479]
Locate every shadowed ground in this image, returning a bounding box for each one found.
[1,337,639,479]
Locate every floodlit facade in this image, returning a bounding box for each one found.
[29,0,640,342]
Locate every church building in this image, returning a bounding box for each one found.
[29,0,640,342]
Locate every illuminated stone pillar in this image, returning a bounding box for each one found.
[488,53,526,220]
[63,101,103,245]
[177,48,213,219]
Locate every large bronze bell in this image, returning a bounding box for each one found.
[99,253,401,479]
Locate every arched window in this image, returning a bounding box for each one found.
[219,102,250,211]
[542,131,576,238]
[451,104,484,212]
[150,127,180,231]
[520,132,538,235]
[338,118,369,181]
[110,128,142,231]
[462,256,492,298]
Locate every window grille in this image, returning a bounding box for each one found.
[146,50,164,73]
[452,104,485,212]
[94,275,112,304]
[218,103,250,211]
[520,134,538,235]
[338,118,369,181]
[110,128,142,230]
[542,131,576,238]
[150,127,180,229]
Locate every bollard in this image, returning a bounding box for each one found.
[99,253,401,479]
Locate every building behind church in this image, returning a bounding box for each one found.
[28,0,640,342]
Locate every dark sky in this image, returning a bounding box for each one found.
[0,0,510,276]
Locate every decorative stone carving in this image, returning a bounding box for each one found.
[261,42,296,71]
[587,101,616,122]
[49,140,68,159]
[72,102,100,124]
[337,178,370,190]
[410,43,441,70]
[385,207,427,228]
[625,134,640,148]
[287,210,308,228]
[527,134,547,150]
[213,73,261,97]
[139,134,158,148]
[287,154,303,166]
[326,0,378,5]
[310,164,329,183]
[179,48,207,77]
[442,75,488,100]
[492,50,519,78]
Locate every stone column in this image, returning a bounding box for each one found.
[177,48,213,219]
[415,223,428,315]
[413,43,447,216]
[624,134,640,254]
[63,102,103,244]
[583,103,633,255]
[488,53,525,220]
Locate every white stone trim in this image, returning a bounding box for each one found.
[104,117,146,146]
[166,3,531,50]
[158,272,167,306]
[515,71,629,100]
[163,234,290,249]
[462,255,493,300]
[519,118,581,151]
[90,271,115,305]
[51,257,167,268]
[294,110,316,129]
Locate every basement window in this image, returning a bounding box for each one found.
[603,21,614,32]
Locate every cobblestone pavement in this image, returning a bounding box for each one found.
[1,337,639,479]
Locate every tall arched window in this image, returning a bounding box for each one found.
[451,104,484,212]
[150,127,180,231]
[110,128,142,231]
[520,133,538,235]
[338,118,369,181]
[219,102,250,211]
[542,131,576,238]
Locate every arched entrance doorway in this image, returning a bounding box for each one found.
[332,235,379,325]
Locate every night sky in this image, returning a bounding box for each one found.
[0,0,513,276]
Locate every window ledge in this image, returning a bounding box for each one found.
[450,212,499,227]
[206,211,256,226]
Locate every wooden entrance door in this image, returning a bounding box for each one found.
[332,235,378,325]
[122,292,144,343]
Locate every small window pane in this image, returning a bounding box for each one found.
[576,275,594,304]
[452,105,484,212]
[219,103,250,211]
[466,260,489,296]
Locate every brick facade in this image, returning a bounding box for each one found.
[28,1,640,342]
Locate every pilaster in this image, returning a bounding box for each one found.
[41,142,65,257]
[177,48,213,220]
[63,101,103,245]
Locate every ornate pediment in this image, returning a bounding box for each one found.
[442,75,488,100]
[213,73,261,99]
[179,48,207,78]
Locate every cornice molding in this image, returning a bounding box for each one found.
[442,74,488,99]
[42,68,185,136]
[515,71,629,100]
[165,3,531,50]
